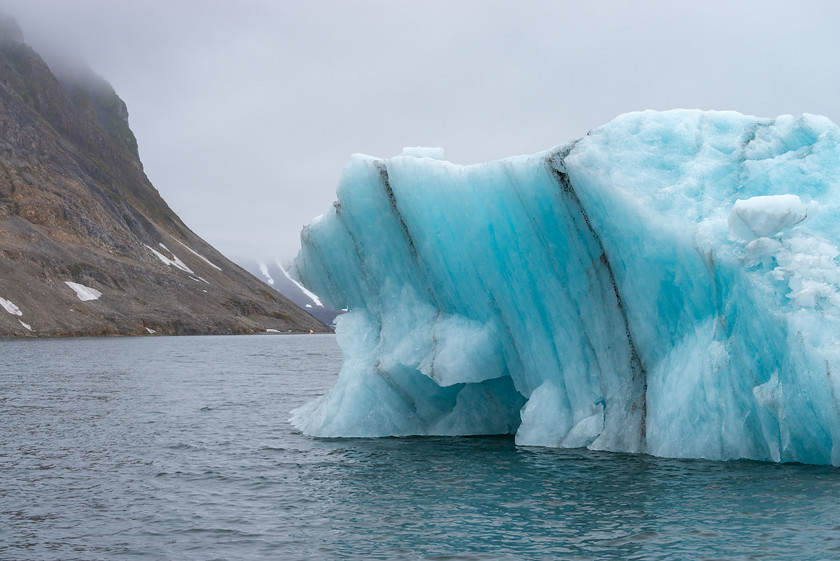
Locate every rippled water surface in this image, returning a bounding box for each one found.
[3,334,840,560]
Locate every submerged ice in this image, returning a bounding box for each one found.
[291,110,840,466]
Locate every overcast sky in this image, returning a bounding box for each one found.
[3,0,839,267]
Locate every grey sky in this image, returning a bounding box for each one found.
[2,0,839,267]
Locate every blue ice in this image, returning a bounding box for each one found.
[291,110,840,466]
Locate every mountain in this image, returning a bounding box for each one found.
[245,259,342,327]
[0,17,329,337]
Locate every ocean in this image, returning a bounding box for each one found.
[2,334,839,560]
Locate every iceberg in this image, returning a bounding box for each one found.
[291,110,840,466]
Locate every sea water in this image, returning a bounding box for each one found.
[2,334,840,560]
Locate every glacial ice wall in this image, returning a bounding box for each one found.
[291,110,840,466]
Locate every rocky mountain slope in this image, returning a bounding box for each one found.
[0,17,329,336]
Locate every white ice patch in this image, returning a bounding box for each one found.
[728,195,816,242]
[743,237,783,268]
[265,328,280,333]
[145,327,156,334]
[177,240,222,271]
[1,297,22,316]
[258,262,274,285]
[729,196,840,309]
[145,244,195,274]
[65,281,102,301]
[18,319,31,331]
[401,146,445,160]
[773,232,840,308]
[280,263,323,307]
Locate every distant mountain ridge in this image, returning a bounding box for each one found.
[246,259,342,327]
[0,17,329,336]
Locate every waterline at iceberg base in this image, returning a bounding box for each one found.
[291,110,840,466]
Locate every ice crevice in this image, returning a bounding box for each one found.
[291,110,840,465]
[546,149,648,450]
[377,162,418,261]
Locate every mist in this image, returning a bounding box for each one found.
[3,0,838,267]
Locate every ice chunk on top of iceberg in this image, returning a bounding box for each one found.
[401,146,445,160]
[728,194,816,242]
[291,110,840,466]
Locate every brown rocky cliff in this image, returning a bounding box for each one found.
[0,19,329,336]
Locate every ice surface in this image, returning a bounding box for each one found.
[292,110,840,465]
[65,281,102,302]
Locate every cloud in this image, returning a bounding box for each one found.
[2,0,839,266]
